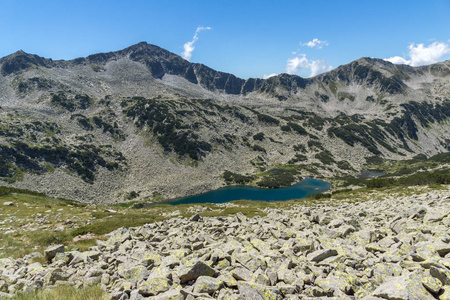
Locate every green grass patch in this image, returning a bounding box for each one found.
[69,213,162,236]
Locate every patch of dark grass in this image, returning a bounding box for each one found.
[223,171,254,185]
[315,151,336,165]
[253,132,265,141]
[257,114,280,125]
[256,169,300,188]
[288,154,307,164]
[251,144,266,153]
[336,160,354,171]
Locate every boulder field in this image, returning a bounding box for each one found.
[0,188,449,299]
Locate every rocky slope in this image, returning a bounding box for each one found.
[0,42,449,203]
[0,187,449,299]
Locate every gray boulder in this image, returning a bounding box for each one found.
[177,261,216,283]
[237,281,282,300]
[138,277,172,296]
[193,276,223,294]
[117,262,149,282]
[44,244,64,262]
[430,266,450,285]
[372,274,436,300]
[148,288,184,300]
[190,213,202,222]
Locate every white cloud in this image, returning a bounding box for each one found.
[286,55,309,74]
[384,56,410,65]
[309,60,334,77]
[384,41,450,66]
[301,38,329,49]
[285,54,333,77]
[182,26,211,61]
[263,73,278,79]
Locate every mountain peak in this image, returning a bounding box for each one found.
[0,49,52,76]
[12,49,27,56]
[1,49,32,61]
[81,41,179,67]
[121,41,159,53]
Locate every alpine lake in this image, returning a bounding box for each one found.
[165,178,332,205]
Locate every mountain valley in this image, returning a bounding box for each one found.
[0,42,449,203]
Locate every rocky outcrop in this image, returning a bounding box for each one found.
[1,188,449,299]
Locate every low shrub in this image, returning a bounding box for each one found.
[253,132,265,141]
[257,114,280,125]
[252,145,266,153]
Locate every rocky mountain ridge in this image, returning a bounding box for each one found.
[0,42,449,203]
[3,43,449,98]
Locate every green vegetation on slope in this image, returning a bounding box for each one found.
[223,170,254,185]
[50,92,93,112]
[256,168,301,188]
[366,172,450,188]
[0,142,125,184]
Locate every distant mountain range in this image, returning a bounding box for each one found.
[0,42,449,203]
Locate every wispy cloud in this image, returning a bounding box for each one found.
[301,38,329,49]
[182,26,211,61]
[263,73,278,79]
[385,41,450,66]
[286,54,333,77]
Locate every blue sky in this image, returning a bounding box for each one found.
[1,0,449,79]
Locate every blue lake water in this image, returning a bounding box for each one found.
[164,178,331,205]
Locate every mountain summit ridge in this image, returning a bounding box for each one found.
[2,42,449,95]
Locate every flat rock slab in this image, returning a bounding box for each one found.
[307,249,338,263]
